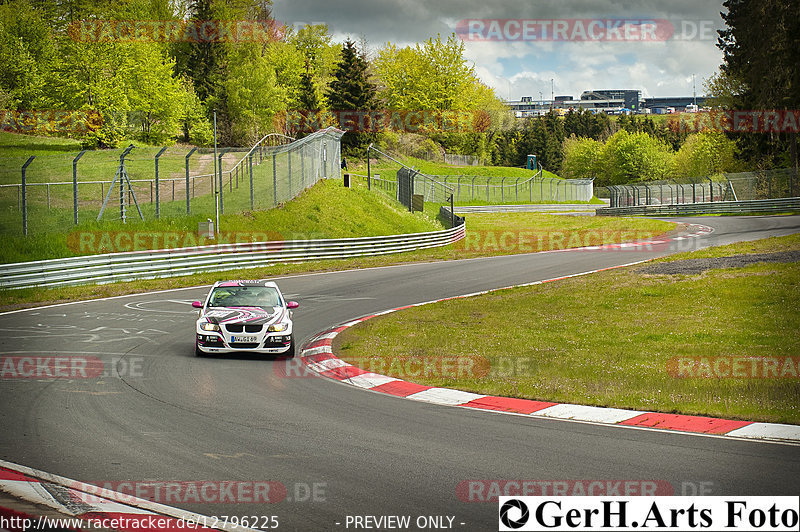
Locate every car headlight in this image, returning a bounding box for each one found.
[268,322,289,332]
[200,322,221,332]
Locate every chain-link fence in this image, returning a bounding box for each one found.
[0,127,343,235]
[420,152,485,167]
[601,168,797,207]
[363,145,594,205]
[428,174,594,203]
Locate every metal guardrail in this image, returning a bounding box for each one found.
[454,204,606,214]
[0,225,466,290]
[596,197,800,217]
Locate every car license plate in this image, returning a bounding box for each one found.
[231,335,258,343]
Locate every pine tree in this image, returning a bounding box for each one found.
[717,0,800,180]
[299,63,320,111]
[326,39,376,154]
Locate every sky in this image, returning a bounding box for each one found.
[271,0,727,101]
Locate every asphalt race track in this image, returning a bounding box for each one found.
[1,215,799,530]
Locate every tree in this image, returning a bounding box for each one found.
[0,0,55,109]
[224,43,288,145]
[601,130,674,185]
[298,68,319,110]
[561,136,604,180]
[174,0,227,104]
[671,131,739,179]
[717,0,800,182]
[289,24,338,105]
[326,39,377,154]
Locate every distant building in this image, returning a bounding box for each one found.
[505,89,706,117]
[581,90,642,112]
[643,96,707,111]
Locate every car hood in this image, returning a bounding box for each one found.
[201,306,284,325]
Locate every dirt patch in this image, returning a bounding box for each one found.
[639,250,800,275]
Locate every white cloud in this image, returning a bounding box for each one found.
[272,0,728,98]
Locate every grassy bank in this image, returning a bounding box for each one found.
[0,179,443,263]
[334,233,800,424]
[0,212,674,311]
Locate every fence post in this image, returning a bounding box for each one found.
[249,152,254,210]
[218,148,230,214]
[73,150,86,225]
[21,156,34,236]
[185,147,197,214]
[273,153,278,206]
[288,150,292,197]
[154,146,167,218]
[367,144,372,190]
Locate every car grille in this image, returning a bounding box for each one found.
[229,342,260,348]
[224,324,263,333]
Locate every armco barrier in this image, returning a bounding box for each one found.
[0,225,466,290]
[596,197,800,217]
[454,204,604,214]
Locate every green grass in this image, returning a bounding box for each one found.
[351,154,549,179]
[0,179,444,263]
[0,131,83,155]
[660,233,800,261]
[334,234,800,424]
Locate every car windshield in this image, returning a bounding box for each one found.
[207,286,281,308]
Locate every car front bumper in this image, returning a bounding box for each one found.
[196,332,293,354]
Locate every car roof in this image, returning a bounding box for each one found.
[213,280,279,289]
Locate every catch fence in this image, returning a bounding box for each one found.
[0,128,344,235]
[363,146,594,205]
[602,168,797,207]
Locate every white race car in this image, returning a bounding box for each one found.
[192,280,298,357]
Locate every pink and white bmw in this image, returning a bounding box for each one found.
[192,280,299,357]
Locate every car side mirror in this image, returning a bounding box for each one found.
[191,301,203,308]
[287,301,299,309]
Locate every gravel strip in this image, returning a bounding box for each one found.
[639,250,800,275]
